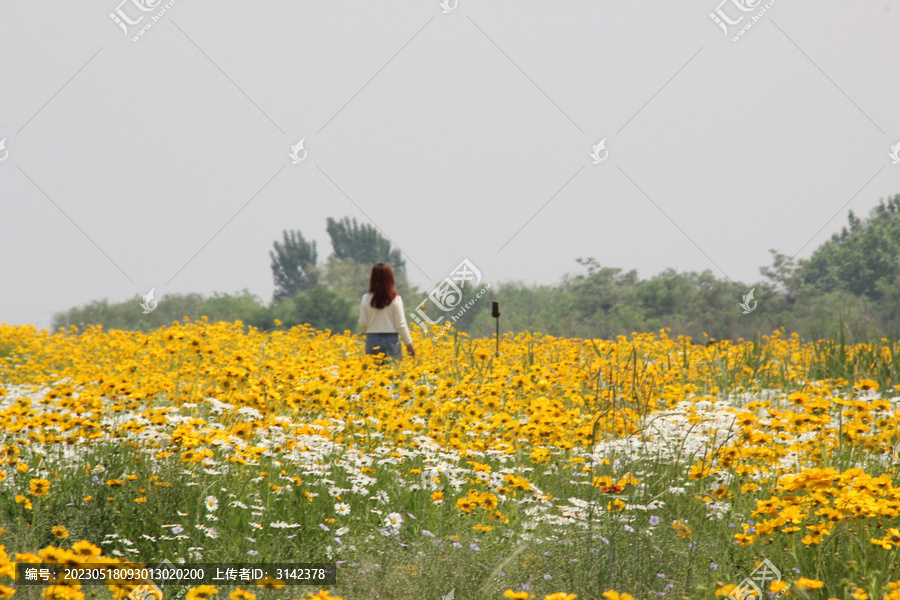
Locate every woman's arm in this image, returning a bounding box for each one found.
[359,295,370,332]
[392,296,415,356]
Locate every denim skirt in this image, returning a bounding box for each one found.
[365,333,402,360]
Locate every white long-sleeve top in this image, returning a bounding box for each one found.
[359,293,414,346]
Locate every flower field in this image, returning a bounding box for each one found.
[1,321,900,600]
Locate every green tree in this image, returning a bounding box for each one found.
[273,284,354,334]
[52,292,207,332]
[563,258,641,337]
[326,217,406,278]
[270,230,319,302]
[797,195,900,301]
[196,290,271,329]
[486,281,578,337]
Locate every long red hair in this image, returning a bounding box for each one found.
[369,263,398,309]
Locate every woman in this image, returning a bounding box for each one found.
[359,263,415,361]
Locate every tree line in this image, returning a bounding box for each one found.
[51,195,900,341]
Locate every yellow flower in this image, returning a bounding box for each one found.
[456,497,475,513]
[306,591,344,600]
[43,583,84,600]
[29,478,51,497]
[229,590,256,600]
[530,447,551,464]
[15,495,33,510]
[671,520,692,538]
[770,581,789,594]
[71,541,102,559]
[602,592,633,600]
[489,510,509,523]
[478,492,499,510]
[795,578,824,590]
[52,526,69,539]
[544,594,577,600]
[14,552,40,564]
[255,576,285,590]
[853,378,878,391]
[185,585,218,600]
[503,591,533,600]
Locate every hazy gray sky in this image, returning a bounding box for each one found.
[2,1,899,329]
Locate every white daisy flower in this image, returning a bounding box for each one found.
[335,502,351,516]
[385,512,403,529]
[237,406,263,419]
[205,496,219,512]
